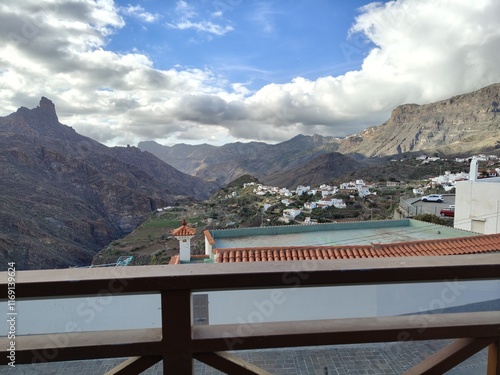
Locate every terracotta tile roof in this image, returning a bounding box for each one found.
[169,255,181,265]
[214,233,500,263]
[204,230,215,245]
[172,219,196,237]
[168,254,209,265]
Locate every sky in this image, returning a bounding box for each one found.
[1,0,500,147]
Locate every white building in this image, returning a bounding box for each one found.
[283,208,302,220]
[295,185,310,196]
[339,182,357,190]
[454,158,500,234]
[357,186,371,198]
[303,202,317,210]
[455,177,500,234]
[279,188,292,197]
[332,199,347,209]
[317,199,346,209]
[413,188,425,195]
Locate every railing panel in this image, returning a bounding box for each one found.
[2,254,500,298]
[0,254,499,373]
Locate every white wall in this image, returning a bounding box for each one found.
[2,280,498,336]
[207,280,500,325]
[455,179,500,234]
[0,294,161,335]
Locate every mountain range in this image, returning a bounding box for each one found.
[0,98,217,270]
[2,83,499,269]
[139,82,500,186]
[337,82,500,156]
[139,134,345,186]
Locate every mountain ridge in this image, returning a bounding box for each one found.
[337,82,500,156]
[139,134,342,185]
[0,98,218,270]
[139,83,500,186]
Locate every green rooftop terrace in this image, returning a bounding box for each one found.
[210,219,476,249]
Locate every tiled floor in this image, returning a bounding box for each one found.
[0,340,487,374]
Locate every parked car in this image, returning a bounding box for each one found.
[421,194,444,203]
[440,206,455,217]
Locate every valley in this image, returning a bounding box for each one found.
[94,155,488,267]
[2,82,500,270]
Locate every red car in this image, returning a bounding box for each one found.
[440,207,455,217]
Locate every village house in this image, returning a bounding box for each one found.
[357,185,372,198]
[339,181,357,190]
[303,201,317,210]
[319,184,338,197]
[279,188,292,197]
[316,198,346,209]
[282,208,302,221]
[262,203,272,211]
[413,187,425,195]
[281,198,291,206]
[295,185,310,195]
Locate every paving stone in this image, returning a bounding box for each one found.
[0,340,488,374]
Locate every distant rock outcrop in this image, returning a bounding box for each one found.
[338,83,500,157]
[0,98,218,270]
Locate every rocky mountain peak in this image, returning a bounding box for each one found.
[38,96,59,122]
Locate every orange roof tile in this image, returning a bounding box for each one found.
[204,230,215,245]
[168,254,209,265]
[172,219,196,237]
[214,233,500,263]
[169,255,181,265]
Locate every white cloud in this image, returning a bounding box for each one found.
[227,0,500,139]
[167,0,233,36]
[168,19,233,36]
[0,0,500,147]
[250,2,281,35]
[121,4,160,23]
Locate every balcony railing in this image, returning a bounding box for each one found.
[1,253,500,374]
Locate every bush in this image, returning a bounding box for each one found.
[413,214,448,226]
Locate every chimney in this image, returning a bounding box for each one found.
[171,219,196,262]
[469,157,478,182]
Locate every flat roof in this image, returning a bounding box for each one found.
[210,219,477,249]
[458,177,500,184]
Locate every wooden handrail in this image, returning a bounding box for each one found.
[2,312,499,364]
[2,254,500,298]
[1,254,499,374]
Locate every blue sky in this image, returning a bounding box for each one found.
[1,0,500,146]
[110,1,374,89]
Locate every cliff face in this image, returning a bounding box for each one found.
[338,83,500,157]
[0,98,218,270]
